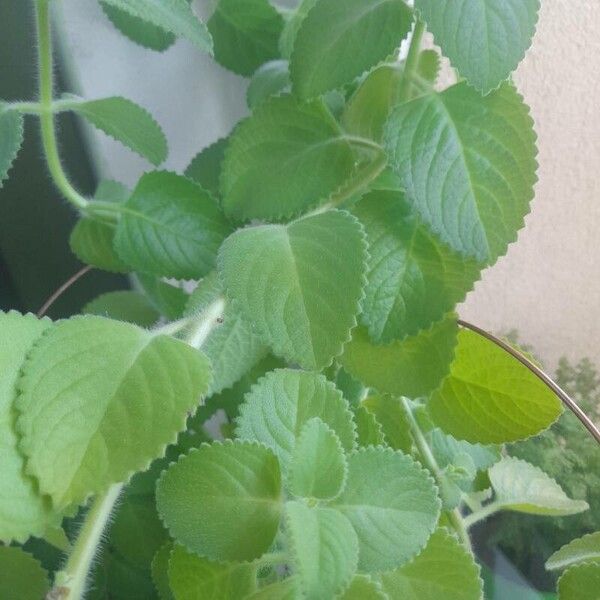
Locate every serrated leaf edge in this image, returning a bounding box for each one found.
[0,109,24,186]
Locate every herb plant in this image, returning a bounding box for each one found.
[0,1,597,599]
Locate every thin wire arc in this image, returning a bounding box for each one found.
[37,265,93,318]
[457,319,600,445]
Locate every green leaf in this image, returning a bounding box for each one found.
[168,544,256,600]
[380,528,483,600]
[151,543,174,600]
[208,0,283,76]
[417,49,441,84]
[135,274,188,320]
[342,63,403,142]
[114,171,232,280]
[289,418,347,499]
[184,272,267,395]
[221,95,362,221]
[279,0,316,59]
[547,533,600,572]
[236,369,356,470]
[338,575,387,599]
[290,0,413,99]
[0,107,24,188]
[558,562,600,600]
[156,440,283,562]
[428,329,563,443]
[0,546,50,600]
[488,457,589,516]
[219,209,367,369]
[353,190,481,342]
[286,501,358,599]
[70,219,130,272]
[99,0,213,53]
[0,311,59,543]
[361,395,411,453]
[416,0,540,94]
[353,406,386,448]
[428,428,500,473]
[331,446,440,572]
[245,578,301,599]
[94,179,131,202]
[340,316,458,398]
[247,60,291,109]
[184,138,228,200]
[83,290,161,327]
[68,96,167,165]
[384,82,538,263]
[16,315,211,508]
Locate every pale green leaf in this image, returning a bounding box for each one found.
[0,108,24,188]
[16,315,211,508]
[151,543,174,600]
[353,190,481,342]
[208,0,283,76]
[384,82,537,263]
[290,0,413,99]
[245,577,301,599]
[428,329,563,443]
[114,171,232,279]
[279,0,316,59]
[380,528,483,600]
[0,311,59,542]
[94,179,131,202]
[416,0,540,94]
[184,138,228,199]
[247,60,291,108]
[340,316,458,398]
[221,95,362,221]
[289,418,347,499]
[135,274,188,320]
[488,457,589,516]
[353,406,386,448]
[67,96,167,165]
[219,210,367,369]
[83,290,161,327]
[168,545,256,600]
[156,440,283,562]
[236,369,356,470]
[184,271,267,395]
[100,0,213,53]
[0,546,49,600]
[547,533,600,572]
[331,446,441,572]
[558,562,600,600]
[361,395,411,453]
[70,218,130,272]
[338,575,387,599]
[286,501,359,599]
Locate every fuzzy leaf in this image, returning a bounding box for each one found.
[114,171,232,280]
[279,0,316,59]
[99,0,212,52]
[340,316,458,398]
[353,406,386,448]
[0,546,49,600]
[135,274,188,320]
[384,82,537,263]
[547,533,600,572]
[83,290,161,327]
[68,96,167,165]
[331,447,441,572]
[168,545,256,600]
[488,457,589,516]
[156,440,283,562]
[0,108,24,188]
[0,312,58,543]
[245,578,301,599]
[558,562,600,600]
[353,190,481,342]
[218,210,367,370]
[184,138,228,199]
[417,49,440,84]
[338,575,387,599]
[380,528,483,599]
[184,272,267,395]
[237,369,356,470]
[289,418,347,499]
[221,95,362,221]
[428,329,563,443]
[247,60,291,108]
[361,395,411,453]
[416,0,539,94]
[286,501,358,599]
[290,0,413,99]
[70,219,130,273]
[151,543,174,600]
[16,315,211,508]
[208,0,283,76]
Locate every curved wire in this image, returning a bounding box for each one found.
[457,319,600,445]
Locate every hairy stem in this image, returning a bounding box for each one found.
[398,19,426,102]
[36,0,89,211]
[401,398,472,551]
[185,295,226,348]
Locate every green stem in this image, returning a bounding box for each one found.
[35,0,89,211]
[53,485,122,599]
[401,398,472,551]
[462,502,502,529]
[398,19,426,102]
[185,295,226,348]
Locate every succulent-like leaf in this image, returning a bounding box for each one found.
[0,546,49,600]
[244,578,301,599]
[547,533,600,572]
[0,108,24,188]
